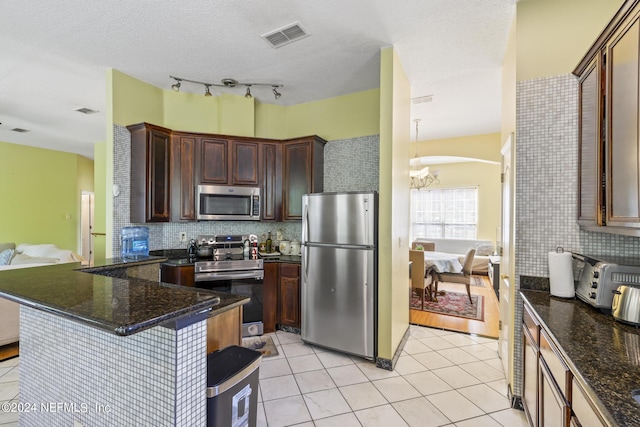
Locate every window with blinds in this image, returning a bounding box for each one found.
[411,187,478,239]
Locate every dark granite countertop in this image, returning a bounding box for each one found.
[0,258,247,336]
[521,290,640,427]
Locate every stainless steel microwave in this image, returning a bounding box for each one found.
[196,185,261,221]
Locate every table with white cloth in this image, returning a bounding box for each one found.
[422,251,463,273]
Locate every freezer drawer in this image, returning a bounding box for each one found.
[301,245,376,359]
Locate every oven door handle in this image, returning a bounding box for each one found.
[195,270,264,282]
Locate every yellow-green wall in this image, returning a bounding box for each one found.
[0,141,92,251]
[110,69,381,142]
[413,133,501,163]
[378,47,411,360]
[516,0,622,80]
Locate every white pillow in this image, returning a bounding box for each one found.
[15,244,83,263]
[475,243,494,256]
[10,253,58,265]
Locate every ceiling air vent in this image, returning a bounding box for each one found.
[75,107,99,114]
[11,128,29,133]
[262,22,310,48]
[411,95,434,105]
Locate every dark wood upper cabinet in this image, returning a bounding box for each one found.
[282,136,326,221]
[171,134,197,221]
[200,138,229,184]
[261,142,282,221]
[128,123,171,223]
[577,54,603,227]
[574,0,640,234]
[606,11,640,227]
[230,140,260,186]
[200,138,259,187]
[128,123,324,223]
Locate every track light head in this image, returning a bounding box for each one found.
[171,77,182,92]
[272,87,282,99]
[245,86,252,99]
[204,85,212,97]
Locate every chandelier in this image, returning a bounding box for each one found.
[410,119,440,190]
[169,76,282,100]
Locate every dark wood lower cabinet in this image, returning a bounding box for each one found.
[279,263,301,328]
[263,262,279,333]
[263,262,302,330]
[160,264,194,287]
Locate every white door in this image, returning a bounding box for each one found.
[499,134,515,388]
[81,192,95,262]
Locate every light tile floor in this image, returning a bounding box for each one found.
[0,325,528,427]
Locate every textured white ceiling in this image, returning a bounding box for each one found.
[0,0,515,159]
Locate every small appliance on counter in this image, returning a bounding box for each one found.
[121,226,149,259]
[612,285,640,326]
[572,252,640,311]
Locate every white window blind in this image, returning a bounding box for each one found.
[411,187,478,239]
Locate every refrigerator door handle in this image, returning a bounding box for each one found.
[363,197,369,246]
[303,243,309,285]
[302,197,309,244]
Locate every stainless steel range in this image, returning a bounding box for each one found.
[194,234,264,336]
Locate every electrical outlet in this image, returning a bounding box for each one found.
[179,232,187,242]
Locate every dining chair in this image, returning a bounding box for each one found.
[436,248,476,304]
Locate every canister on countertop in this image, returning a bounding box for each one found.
[279,240,291,255]
[290,241,301,256]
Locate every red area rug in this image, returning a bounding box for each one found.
[411,290,484,321]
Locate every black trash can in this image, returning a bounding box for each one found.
[207,345,262,427]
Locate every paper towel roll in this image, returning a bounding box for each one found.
[549,251,575,298]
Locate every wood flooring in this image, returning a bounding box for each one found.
[0,342,19,361]
[410,275,500,339]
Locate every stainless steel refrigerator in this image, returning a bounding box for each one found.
[301,191,377,360]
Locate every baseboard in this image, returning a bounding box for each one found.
[376,325,411,371]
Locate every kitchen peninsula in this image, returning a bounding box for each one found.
[0,257,247,427]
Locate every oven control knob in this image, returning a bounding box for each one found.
[591,281,598,288]
[589,292,597,299]
[593,271,599,279]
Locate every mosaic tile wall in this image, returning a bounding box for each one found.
[324,134,380,193]
[19,306,207,427]
[514,73,640,398]
[112,125,380,253]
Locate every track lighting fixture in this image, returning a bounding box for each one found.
[169,75,283,100]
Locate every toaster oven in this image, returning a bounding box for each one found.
[572,253,640,310]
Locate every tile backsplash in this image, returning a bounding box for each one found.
[112,125,379,253]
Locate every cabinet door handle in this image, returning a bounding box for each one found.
[501,274,509,280]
